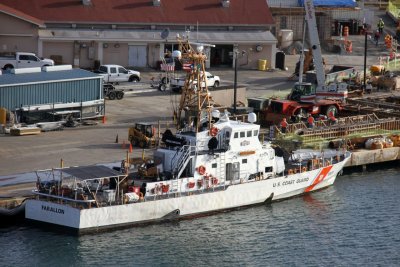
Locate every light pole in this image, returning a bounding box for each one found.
[363,25,368,91]
[233,48,246,114]
[233,48,238,114]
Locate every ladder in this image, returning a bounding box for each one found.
[171,145,196,178]
[219,152,226,187]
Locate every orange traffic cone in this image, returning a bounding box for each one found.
[122,140,126,149]
[102,116,106,124]
[129,143,133,153]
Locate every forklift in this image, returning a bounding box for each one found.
[128,122,156,148]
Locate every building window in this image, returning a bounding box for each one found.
[280,17,287,29]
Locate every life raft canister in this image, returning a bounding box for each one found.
[210,127,218,137]
[197,165,206,175]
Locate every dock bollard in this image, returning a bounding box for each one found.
[115,134,119,143]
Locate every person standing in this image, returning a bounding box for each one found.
[374,30,380,46]
[378,18,384,34]
[328,112,338,125]
[280,118,288,134]
[307,114,315,128]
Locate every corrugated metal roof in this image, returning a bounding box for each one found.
[0,68,101,87]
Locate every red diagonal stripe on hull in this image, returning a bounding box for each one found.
[305,165,333,192]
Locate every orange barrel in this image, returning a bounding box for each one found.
[343,26,349,37]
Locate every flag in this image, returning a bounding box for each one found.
[161,64,174,72]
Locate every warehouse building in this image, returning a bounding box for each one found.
[0,65,104,124]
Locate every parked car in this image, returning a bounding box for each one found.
[94,64,141,84]
[171,71,220,93]
[0,52,54,71]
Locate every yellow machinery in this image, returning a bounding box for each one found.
[128,122,156,148]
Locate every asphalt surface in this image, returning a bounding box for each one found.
[0,6,397,177]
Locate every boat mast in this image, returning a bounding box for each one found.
[175,35,213,132]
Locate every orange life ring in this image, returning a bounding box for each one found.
[187,182,195,189]
[161,184,170,193]
[288,169,294,175]
[197,165,206,175]
[210,127,218,137]
[211,177,218,185]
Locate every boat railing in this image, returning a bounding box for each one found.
[33,190,97,208]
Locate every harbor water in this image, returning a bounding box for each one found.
[0,167,399,266]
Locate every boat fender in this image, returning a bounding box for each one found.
[325,160,331,166]
[210,127,218,137]
[294,168,298,174]
[197,165,206,175]
[302,166,307,172]
[288,169,294,175]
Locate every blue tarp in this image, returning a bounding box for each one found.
[298,0,356,7]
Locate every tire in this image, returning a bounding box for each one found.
[161,77,170,84]
[131,137,138,147]
[129,76,140,82]
[325,105,338,117]
[108,91,116,100]
[139,140,146,148]
[213,81,220,88]
[158,84,167,91]
[116,91,124,100]
[3,65,13,73]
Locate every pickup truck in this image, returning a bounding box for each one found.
[171,71,220,93]
[94,64,141,84]
[0,52,54,71]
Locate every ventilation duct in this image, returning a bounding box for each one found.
[82,0,92,6]
[222,0,230,8]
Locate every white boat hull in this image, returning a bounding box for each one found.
[25,159,347,232]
